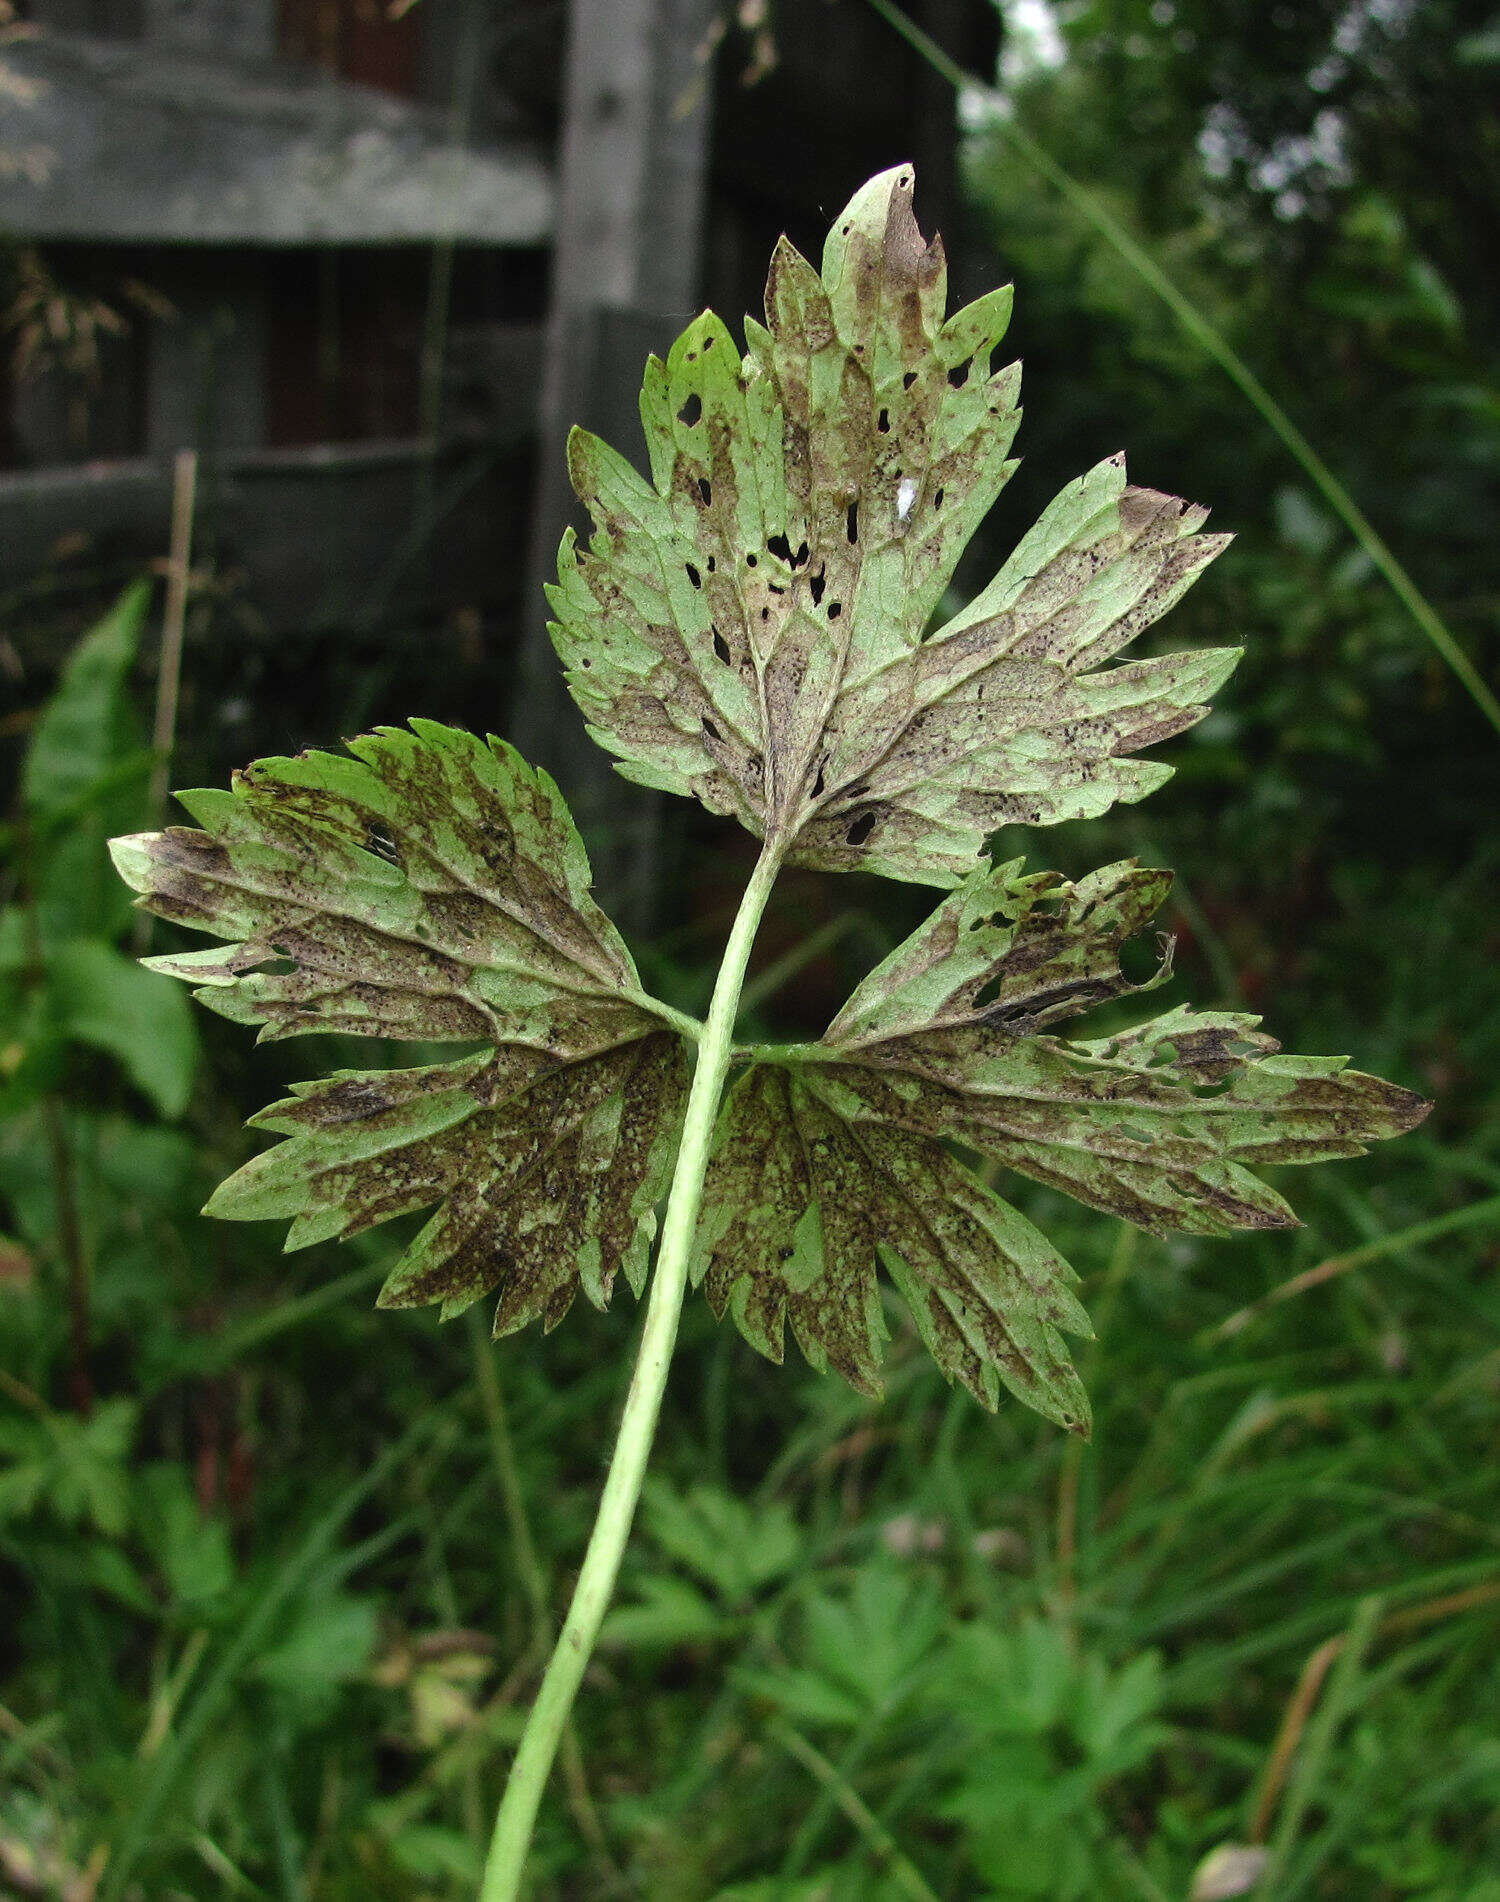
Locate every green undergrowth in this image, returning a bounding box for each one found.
[2,613,1495,1896]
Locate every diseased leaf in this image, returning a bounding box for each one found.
[693,1062,1092,1429]
[110,720,649,1051]
[550,164,1238,886]
[695,859,1429,1424]
[214,1033,686,1334]
[110,722,690,1333]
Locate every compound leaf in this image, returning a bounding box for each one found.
[551,164,1238,886]
[694,860,1428,1424]
[110,722,689,1334]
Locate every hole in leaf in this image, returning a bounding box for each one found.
[948,363,969,389]
[809,567,826,606]
[768,582,785,595]
[793,540,809,567]
[712,627,732,665]
[697,477,712,505]
[877,408,890,433]
[678,393,702,425]
[846,811,876,846]
[827,601,842,620]
[702,716,722,741]
[746,553,758,568]
[846,502,859,544]
[812,761,827,796]
[767,532,792,563]
[685,562,701,588]
[1120,933,1165,985]
[706,555,716,571]
[902,371,917,390]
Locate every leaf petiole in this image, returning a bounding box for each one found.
[477,840,783,1901]
[627,989,706,1045]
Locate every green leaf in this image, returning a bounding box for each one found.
[738,1562,945,1728]
[696,859,1428,1425]
[22,579,152,816]
[550,164,1237,886]
[112,722,690,1335]
[47,939,199,1118]
[254,1591,379,1713]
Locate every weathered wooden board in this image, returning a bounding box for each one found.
[0,435,534,665]
[0,29,554,245]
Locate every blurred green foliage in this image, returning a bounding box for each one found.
[2,3,1498,1897]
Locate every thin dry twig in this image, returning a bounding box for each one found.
[1250,1577,1500,1842]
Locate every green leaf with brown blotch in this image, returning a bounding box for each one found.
[692,1062,1093,1430]
[549,163,1239,887]
[694,859,1428,1423]
[109,720,654,1049]
[109,721,691,1333]
[209,1033,687,1334]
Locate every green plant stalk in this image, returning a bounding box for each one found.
[478,840,784,1901]
[864,0,1500,741]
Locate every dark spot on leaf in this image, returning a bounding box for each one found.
[678,393,702,425]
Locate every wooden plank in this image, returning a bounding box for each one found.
[514,0,717,922]
[0,30,554,246]
[0,433,534,664]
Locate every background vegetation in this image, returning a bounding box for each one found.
[2,2,1498,1897]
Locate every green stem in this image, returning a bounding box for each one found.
[477,841,784,1901]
